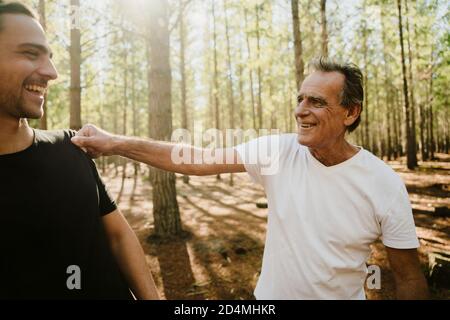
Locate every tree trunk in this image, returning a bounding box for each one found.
[320,0,328,58]
[38,0,47,130]
[224,0,235,186]
[362,11,369,150]
[238,40,245,128]
[405,0,418,163]
[397,0,417,169]
[131,48,139,178]
[428,70,435,159]
[393,89,401,158]
[112,70,119,177]
[244,9,257,130]
[70,0,82,130]
[147,0,182,237]
[419,102,427,160]
[445,101,449,154]
[380,5,392,160]
[413,22,427,160]
[255,4,263,129]
[291,0,304,91]
[179,0,189,184]
[374,67,381,156]
[212,0,221,181]
[120,34,128,200]
[386,91,393,160]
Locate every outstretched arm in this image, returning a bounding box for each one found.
[385,246,429,299]
[102,209,160,300]
[71,124,245,176]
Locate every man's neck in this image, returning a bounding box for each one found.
[0,117,34,155]
[309,139,359,167]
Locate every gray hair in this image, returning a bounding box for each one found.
[309,57,364,133]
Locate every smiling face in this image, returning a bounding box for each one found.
[295,71,357,149]
[0,14,58,120]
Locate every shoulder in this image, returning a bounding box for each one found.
[34,129,77,145]
[257,133,300,153]
[357,149,407,208]
[239,133,302,162]
[359,150,403,185]
[34,129,88,159]
[279,133,301,148]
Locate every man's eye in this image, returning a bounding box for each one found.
[24,51,38,58]
[312,100,325,107]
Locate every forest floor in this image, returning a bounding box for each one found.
[102,153,450,300]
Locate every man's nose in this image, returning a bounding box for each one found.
[38,57,58,81]
[294,101,310,118]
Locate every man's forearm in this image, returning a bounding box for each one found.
[112,136,186,173]
[111,136,244,176]
[109,228,160,300]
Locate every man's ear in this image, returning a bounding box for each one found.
[344,104,361,127]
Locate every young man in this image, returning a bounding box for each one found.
[0,1,159,299]
[72,61,429,298]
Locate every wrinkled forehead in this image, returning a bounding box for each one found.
[300,71,345,99]
[0,14,48,48]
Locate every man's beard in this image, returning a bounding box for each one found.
[0,89,43,119]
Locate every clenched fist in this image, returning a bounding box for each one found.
[71,124,118,158]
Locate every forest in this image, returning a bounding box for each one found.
[18,0,449,299]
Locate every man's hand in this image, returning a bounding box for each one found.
[71,124,117,158]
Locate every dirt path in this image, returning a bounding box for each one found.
[102,154,450,300]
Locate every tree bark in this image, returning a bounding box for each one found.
[237,39,245,128]
[70,0,82,130]
[380,4,393,160]
[361,4,369,150]
[224,0,235,186]
[291,0,304,91]
[428,62,435,159]
[397,0,417,169]
[255,4,263,129]
[405,0,418,162]
[320,0,328,58]
[244,9,257,130]
[393,89,401,158]
[179,0,189,184]
[212,0,221,180]
[38,0,47,130]
[120,30,128,200]
[147,0,182,237]
[131,47,139,178]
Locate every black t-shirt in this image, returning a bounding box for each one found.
[0,129,133,299]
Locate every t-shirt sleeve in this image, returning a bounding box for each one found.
[380,184,420,249]
[234,135,284,186]
[88,159,117,216]
[64,130,117,216]
[65,129,117,216]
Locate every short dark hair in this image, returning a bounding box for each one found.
[0,1,37,32]
[309,57,364,133]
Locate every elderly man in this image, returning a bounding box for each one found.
[72,58,429,300]
[0,1,158,299]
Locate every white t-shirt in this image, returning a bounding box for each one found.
[234,134,419,300]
